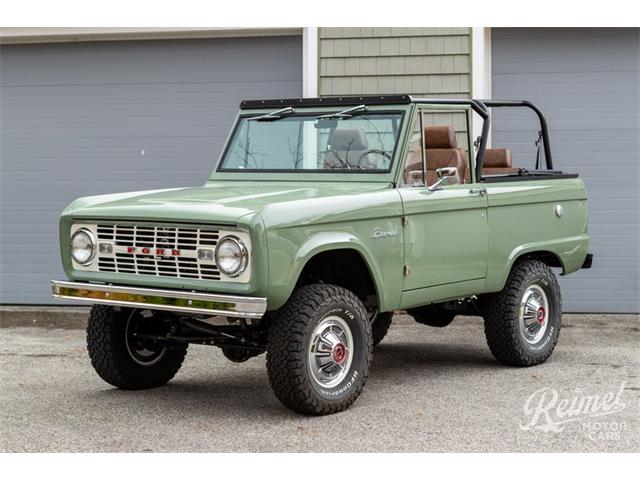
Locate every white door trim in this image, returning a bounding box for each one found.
[471,27,492,145]
[302,27,319,98]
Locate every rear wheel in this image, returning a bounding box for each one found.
[481,259,562,366]
[266,284,372,415]
[86,305,187,389]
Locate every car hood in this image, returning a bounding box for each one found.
[64,181,392,225]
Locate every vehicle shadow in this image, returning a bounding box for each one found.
[80,340,503,419]
[373,341,499,368]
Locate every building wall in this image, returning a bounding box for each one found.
[318,27,471,98]
[491,27,639,313]
[0,36,302,304]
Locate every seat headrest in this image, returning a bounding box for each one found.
[425,126,457,149]
[328,129,368,151]
[483,148,512,168]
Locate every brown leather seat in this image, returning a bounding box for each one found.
[324,128,376,169]
[482,148,518,176]
[404,125,466,185]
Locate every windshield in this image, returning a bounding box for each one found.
[218,111,404,172]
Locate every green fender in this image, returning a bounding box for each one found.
[265,230,391,312]
[484,234,589,293]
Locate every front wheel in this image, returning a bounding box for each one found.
[86,305,188,389]
[266,284,373,415]
[481,259,562,367]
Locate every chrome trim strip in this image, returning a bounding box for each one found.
[51,280,267,319]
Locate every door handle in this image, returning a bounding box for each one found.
[469,187,486,196]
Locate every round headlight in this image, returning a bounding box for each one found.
[71,228,96,265]
[215,236,247,277]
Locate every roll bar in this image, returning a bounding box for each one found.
[413,98,553,181]
[477,100,553,171]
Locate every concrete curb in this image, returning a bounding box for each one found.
[0,306,90,329]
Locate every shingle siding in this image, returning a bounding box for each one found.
[319,27,471,98]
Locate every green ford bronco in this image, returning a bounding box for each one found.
[53,95,592,415]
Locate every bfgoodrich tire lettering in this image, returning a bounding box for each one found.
[266,284,373,415]
[481,259,562,367]
[86,305,187,390]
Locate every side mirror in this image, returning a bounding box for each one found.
[428,167,459,191]
[427,167,460,192]
[437,167,458,179]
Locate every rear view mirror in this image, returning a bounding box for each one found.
[315,118,338,130]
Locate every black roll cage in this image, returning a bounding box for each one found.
[237,95,555,182]
[412,98,554,182]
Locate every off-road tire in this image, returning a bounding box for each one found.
[481,259,562,367]
[86,305,188,389]
[266,284,373,415]
[407,305,456,327]
[372,312,393,346]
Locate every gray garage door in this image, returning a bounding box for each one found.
[0,36,302,304]
[492,28,639,312]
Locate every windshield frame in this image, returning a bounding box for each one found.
[211,105,409,182]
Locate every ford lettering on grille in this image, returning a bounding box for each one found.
[96,224,220,280]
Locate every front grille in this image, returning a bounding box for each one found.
[96,224,221,280]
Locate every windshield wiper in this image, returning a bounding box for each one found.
[247,106,295,122]
[316,104,367,120]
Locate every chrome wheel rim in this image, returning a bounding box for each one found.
[308,316,354,388]
[125,309,168,366]
[519,284,550,344]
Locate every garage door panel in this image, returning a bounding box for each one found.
[493,107,639,123]
[3,125,231,140]
[1,98,252,114]
[492,28,639,313]
[490,88,635,107]
[0,36,302,304]
[493,76,637,94]
[1,131,229,148]
[2,89,255,108]
[1,38,301,86]
[3,148,223,161]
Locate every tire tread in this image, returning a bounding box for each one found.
[482,259,562,367]
[86,305,187,390]
[266,284,372,415]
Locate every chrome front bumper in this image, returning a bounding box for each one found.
[51,280,267,319]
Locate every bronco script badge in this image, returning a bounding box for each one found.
[372,228,399,239]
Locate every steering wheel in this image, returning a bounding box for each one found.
[325,149,351,169]
[357,149,392,169]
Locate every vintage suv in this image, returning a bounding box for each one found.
[52,95,592,415]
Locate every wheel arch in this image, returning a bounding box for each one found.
[267,231,387,312]
[517,250,565,270]
[495,248,565,292]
